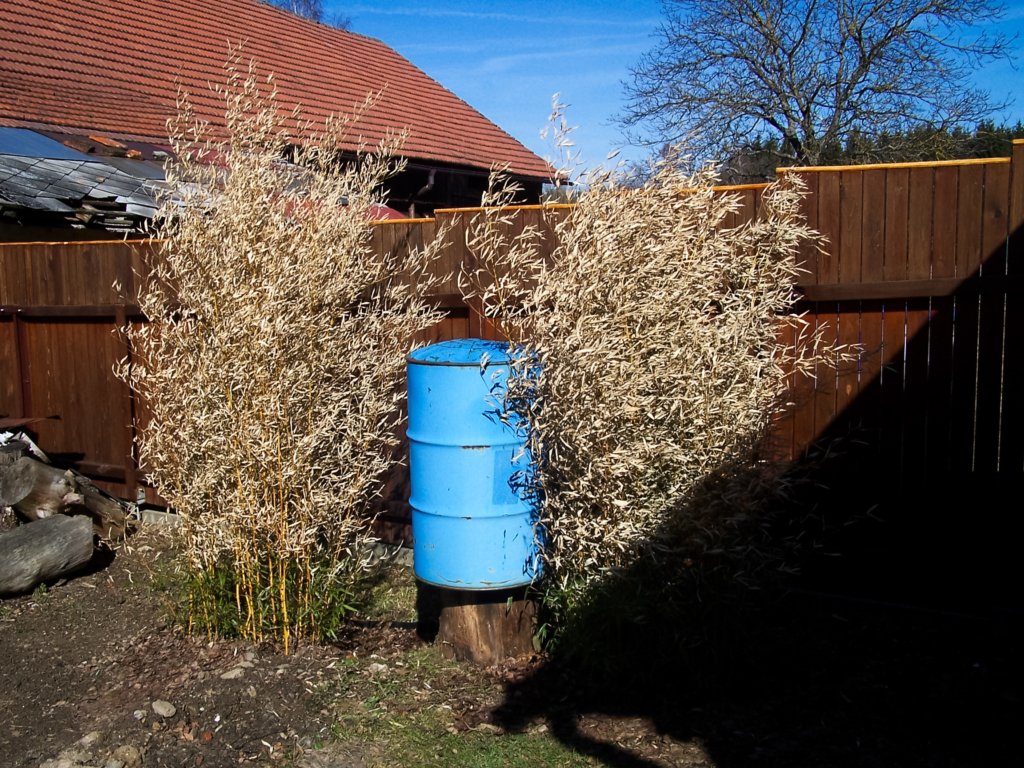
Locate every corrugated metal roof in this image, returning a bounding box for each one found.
[0,127,92,161]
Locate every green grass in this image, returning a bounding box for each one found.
[355,562,418,622]
[383,721,590,767]
[304,640,591,768]
[328,707,592,768]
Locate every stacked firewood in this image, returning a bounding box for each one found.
[0,433,129,595]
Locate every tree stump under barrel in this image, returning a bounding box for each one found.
[436,587,537,665]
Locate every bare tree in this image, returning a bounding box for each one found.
[621,0,1016,167]
[267,0,352,29]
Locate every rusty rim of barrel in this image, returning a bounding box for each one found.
[407,338,515,367]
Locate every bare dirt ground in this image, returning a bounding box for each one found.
[1,526,1020,768]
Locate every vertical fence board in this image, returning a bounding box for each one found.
[792,309,819,455]
[901,299,932,486]
[948,294,981,475]
[974,164,1011,474]
[796,173,820,282]
[835,306,862,426]
[982,163,1010,278]
[813,306,839,441]
[817,173,841,284]
[932,167,959,279]
[773,320,797,461]
[879,302,907,487]
[839,171,863,283]
[857,300,885,463]
[957,165,985,277]
[861,169,886,282]
[884,169,910,281]
[0,317,17,416]
[907,167,934,281]
[925,297,956,480]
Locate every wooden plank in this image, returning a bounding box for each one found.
[856,299,885,465]
[981,162,1011,277]
[932,166,959,279]
[737,188,757,227]
[861,169,886,282]
[816,173,841,284]
[63,320,82,454]
[116,306,137,499]
[49,244,67,305]
[14,314,30,418]
[900,299,931,486]
[771,319,797,462]
[1010,141,1024,267]
[792,310,819,455]
[930,163,966,468]
[972,290,1005,475]
[813,305,839,442]
[948,294,980,475]
[835,305,861,418]
[879,301,907,488]
[925,296,956,480]
[956,164,985,278]
[839,170,863,283]
[973,163,1011,474]
[907,167,933,281]
[752,187,765,222]
[795,172,820,283]
[884,168,910,281]
[0,241,137,307]
[0,317,19,418]
[796,275,1022,301]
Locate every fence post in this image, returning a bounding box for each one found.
[115,305,137,500]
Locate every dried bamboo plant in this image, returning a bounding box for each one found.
[462,128,829,624]
[122,60,445,651]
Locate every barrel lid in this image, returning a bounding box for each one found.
[407,339,513,367]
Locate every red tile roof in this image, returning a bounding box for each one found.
[0,0,551,178]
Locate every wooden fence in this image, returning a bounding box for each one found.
[775,150,1023,609]
[2,146,1021,607]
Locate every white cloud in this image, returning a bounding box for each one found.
[346,4,657,28]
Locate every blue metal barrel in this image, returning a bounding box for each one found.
[407,339,541,589]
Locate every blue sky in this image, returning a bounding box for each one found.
[328,1,1024,169]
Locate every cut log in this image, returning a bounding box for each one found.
[436,588,537,665]
[0,514,95,595]
[0,457,127,539]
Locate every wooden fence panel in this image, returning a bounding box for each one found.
[1001,143,1024,474]
[19,319,125,465]
[2,166,1022,606]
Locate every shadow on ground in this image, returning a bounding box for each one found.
[489,585,1021,767]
